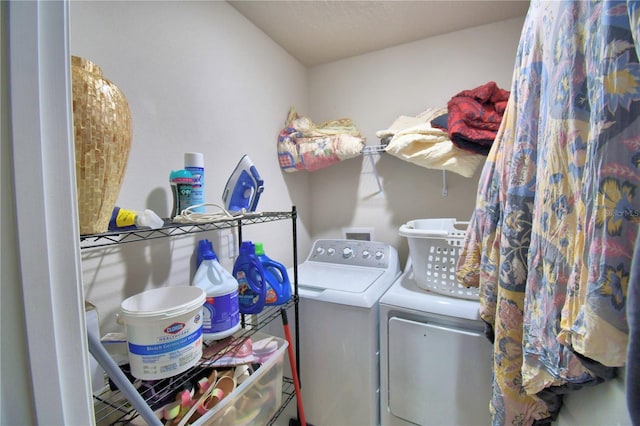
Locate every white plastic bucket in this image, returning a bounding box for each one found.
[119,286,206,380]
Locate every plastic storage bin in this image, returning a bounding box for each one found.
[399,218,479,300]
[193,332,288,425]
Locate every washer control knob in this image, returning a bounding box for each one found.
[327,248,336,256]
[343,247,354,259]
[316,247,325,255]
[362,250,371,259]
[375,251,384,260]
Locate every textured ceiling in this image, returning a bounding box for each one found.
[228,0,530,67]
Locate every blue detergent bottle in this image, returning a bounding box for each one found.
[255,242,292,306]
[233,241,266,314]
[192,245,241,341]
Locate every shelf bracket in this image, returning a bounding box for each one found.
[361,144,386,194]
[442,170,448,197]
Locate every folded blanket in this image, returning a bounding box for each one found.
[278,108,365,172]
[376,107,448,139]
[378,107,485,178]
[446,81,510,155]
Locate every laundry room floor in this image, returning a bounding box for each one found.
[273,396,298,426]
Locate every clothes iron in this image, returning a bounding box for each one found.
[222,155,264,212]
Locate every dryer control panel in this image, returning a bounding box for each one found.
[306,239,392,269]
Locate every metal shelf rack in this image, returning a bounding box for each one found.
[82,207,300,425]
[80,211,295,250]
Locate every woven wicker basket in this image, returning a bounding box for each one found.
[71,56,132,235]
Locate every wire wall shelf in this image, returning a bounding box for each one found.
[80,211,294,250]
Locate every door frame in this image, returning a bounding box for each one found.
[8,1,93,423]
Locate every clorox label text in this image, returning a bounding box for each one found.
[164,322,185,334]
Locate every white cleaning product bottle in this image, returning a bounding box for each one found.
[192,246,240,341]
[108,206,164,231]
[184,152,205,213]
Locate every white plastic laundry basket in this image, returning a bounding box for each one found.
[399,218,478,300]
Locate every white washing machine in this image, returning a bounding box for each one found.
[297,239,401,426]
[379,264,493,426]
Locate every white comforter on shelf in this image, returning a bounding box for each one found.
[377,107,485,178]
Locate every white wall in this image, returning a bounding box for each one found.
[68,4,526,328]
[70,0,311,249]
[69,1,311,333]
[307,17,524,266]
[557,369,630,426]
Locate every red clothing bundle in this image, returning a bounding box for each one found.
[445,81,510,155]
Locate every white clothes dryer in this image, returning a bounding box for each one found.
[379,264,493,426]
[296,239,401,426]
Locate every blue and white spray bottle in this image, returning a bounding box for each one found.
[184,152,205,213]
